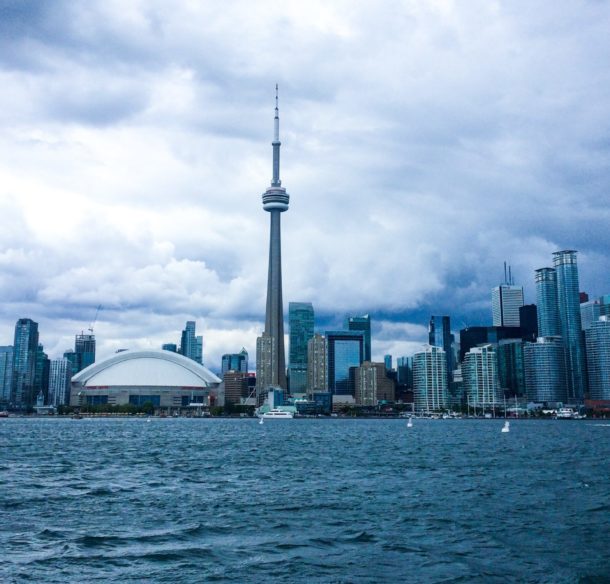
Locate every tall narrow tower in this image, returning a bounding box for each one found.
[261,85,289,389]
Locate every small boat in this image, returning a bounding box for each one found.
[0,411,9,418]
[407,417,413,428]
[259,417,264,425]
[501,420,510,433]
[261,409,294,420]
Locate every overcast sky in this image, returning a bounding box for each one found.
[1,0,609,370]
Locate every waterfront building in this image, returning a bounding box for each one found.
[581,299,602,331]
[288,302,314,393]
[492,285,524,327]
[429,315,454,377]
[162,343,177,352]
[70,350,220,410]
[0,346,14,405]
[535,267,561,337]
[256,85,290,391]
[524,337,567,403]
[462,345,501,408]
[496,339,526,397]
[221,349,249,374]
[412,345,447,413]
[48,358,73,407]
[255,333,274,404]
[326,330,364,396]
[307,333,328,394]
[458,326,523,363]
[12,318,39,408]
[345,314,371,362]
[180,321,203,364]
[354,361,395,405]
[553,250,586,400]
[585,316,610,400]
[223,370,249,406]
[519,304,538,342]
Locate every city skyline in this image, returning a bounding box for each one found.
[1,1,610,370]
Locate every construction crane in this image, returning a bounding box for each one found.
[88,304,103,334]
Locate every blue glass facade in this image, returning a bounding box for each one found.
[429,315,454,375]
[345,315,371,362]
[12,318,39,408]
[535,268,561,337]
[524,337,567,403]
[221,349,248,374]
[289,302,314,393]
[553,250,586,400]
[585,316,610,400]
[326,331,364,396]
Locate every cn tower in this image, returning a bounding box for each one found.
[262,85,289,388]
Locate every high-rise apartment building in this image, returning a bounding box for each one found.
[553,250,586,400]
[492,285,524,327]
[255,333,274,404]
[48,358,73,407]
[524,337,567,403]
[354,362,395,405]
[221,349,249,374]
[345,314,371,362]
[462,345,501,407]
[288,302,314,393]
[585,316,610,400]
[535,268,561,337]
[412,346,447,413]
[429,315,454,375]
[12,318,39,408]
[307,333,327,394]
[326,331,364,396]
[257,86,290,391]
[0,346,14,405]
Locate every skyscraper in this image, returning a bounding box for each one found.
[524,336,567,403]
[258,85,289,390]
[553,250,586,400]
[346,314,371,362]
[326,330,364,396]
[0,346,14,405]
[462,345,501,408]
[585,316,610,400]
[221,349,248,374]
[75,333,96,372]
[48,358,73,407]
[12,318,39,408]
[496,339,526,397]
[354,362,395,405]
[519,304,538,342]
[492,285,524,327]
[307,333,328,394]
[535,268,561,337]
[412,345,447,413]
[180,321,203,364]
[288,302,314,393]
[429,315,454,375]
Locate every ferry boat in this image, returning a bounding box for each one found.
[261,409,294,420]
[556,408,576,419]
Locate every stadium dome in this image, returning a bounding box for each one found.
[70,350,221,410]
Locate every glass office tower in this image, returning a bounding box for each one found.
[345,315,371,362]
[288,302,314,393]
[429,315,454,375]
[535,268,561,337]
[326,331,364,396]
[553,250,586,400]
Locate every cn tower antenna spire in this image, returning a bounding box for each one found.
[272,83,281,187]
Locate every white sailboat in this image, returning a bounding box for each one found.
[501,420,510,433]
[407,417,413,428]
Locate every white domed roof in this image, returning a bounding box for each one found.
[72,350,221,388]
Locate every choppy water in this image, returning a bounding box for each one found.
[1,418,609,583]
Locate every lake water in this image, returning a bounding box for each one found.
[1,418,609,583]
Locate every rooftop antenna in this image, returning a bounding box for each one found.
[508,265,513,286]
[504,262,507,285]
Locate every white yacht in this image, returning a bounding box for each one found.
[556,408,575,419]
[261,409,294,420]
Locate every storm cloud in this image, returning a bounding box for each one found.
[1,0,609,370]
